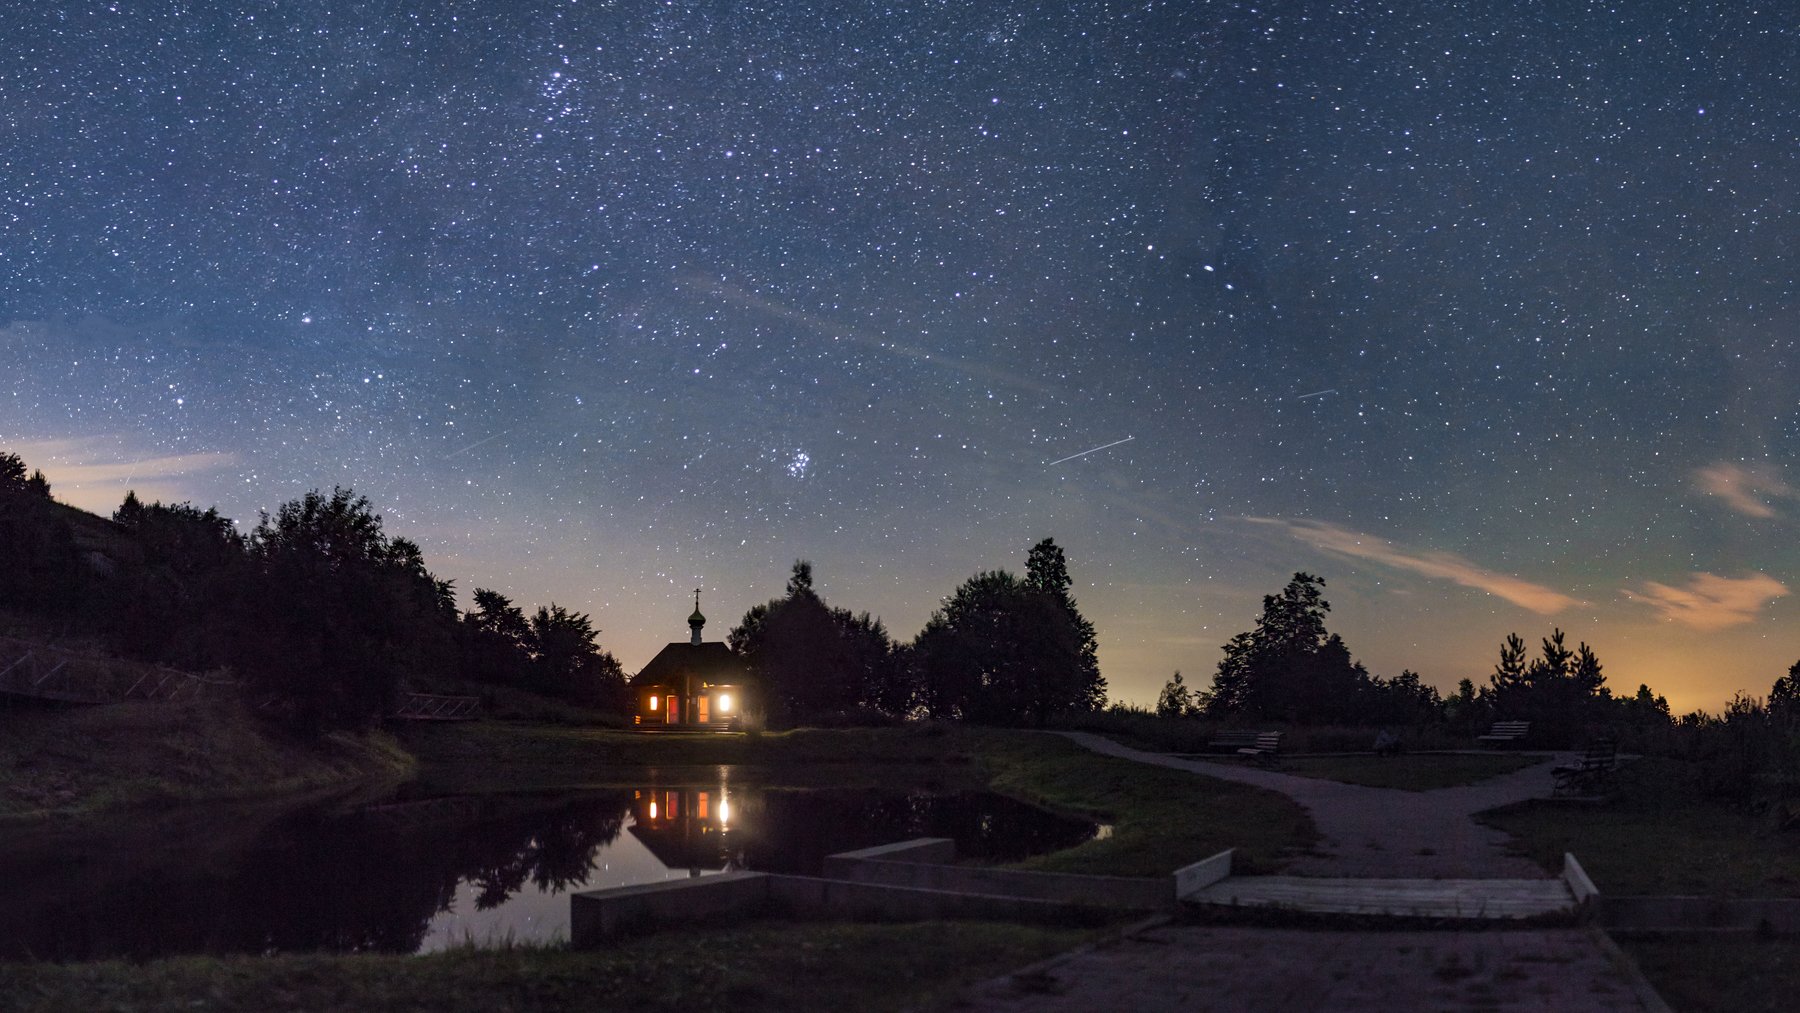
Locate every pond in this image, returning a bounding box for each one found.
[0,771,1097,961]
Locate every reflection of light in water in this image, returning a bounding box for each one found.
[415,812,721,953]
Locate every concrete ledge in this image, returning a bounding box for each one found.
[822,838,1170,910]
[571,871,771,942]
[821,837,956,873]
[766,875,1095,922]
[1174,850,1234,901]
[1601,896,1800,935]
[570,871,1105,945]
[1563,853,1600,909]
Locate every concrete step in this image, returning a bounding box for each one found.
[1186,875,1578,921]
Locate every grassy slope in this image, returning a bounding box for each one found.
[0,921,1100,1013]
[1477,757,1800,896]
[0,697,413,819]
[1619,936,1800,1013]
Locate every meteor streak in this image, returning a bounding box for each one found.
[446,428,513,458]
[1046,436,1135,466]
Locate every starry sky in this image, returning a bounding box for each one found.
[4,2,1797,713]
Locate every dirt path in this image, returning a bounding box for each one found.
[954,923,1668,1012]
[949,735,1670,1012]
[1056,731,1566,878]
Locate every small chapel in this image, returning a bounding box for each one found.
[632,591,751,731]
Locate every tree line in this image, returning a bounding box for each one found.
[1156,571,1668,741]
[1,453,625,730]
[728,538,1106,727]
[1,450,1107,732]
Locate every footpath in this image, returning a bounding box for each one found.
[953,734,1672,1012]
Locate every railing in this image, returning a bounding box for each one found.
[0,649,99,704]
[1,639,479,721]
[0,640,234,706]
[390,692,481,721]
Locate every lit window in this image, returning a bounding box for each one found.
[648,695,659,711]
[718,693,733,713]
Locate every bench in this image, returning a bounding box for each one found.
[1476,720,1531,745]
[1553,738,1617,795]
[1208,730,1283,766]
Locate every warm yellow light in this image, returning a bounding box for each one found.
[718,797,730,825]
[648,695,659,711]
[718,693,732,713]
[648,801,658,819]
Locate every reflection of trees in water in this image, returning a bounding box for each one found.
[0,791,631,961]
[742,790,1093,873]
[462,803,626,910]
[0,785,1090,961]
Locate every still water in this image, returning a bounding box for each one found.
[0,773,1095,960]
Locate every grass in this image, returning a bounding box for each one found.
[977,730,1315,876]
[0,696,414,819]
[1053,708,1470,755]
[1619,935,1800,1013]
[1477,757,1800,897]
[0,919,1104,1013]
[1277,752,1548,791]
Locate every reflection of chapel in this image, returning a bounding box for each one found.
[632,591,750,731]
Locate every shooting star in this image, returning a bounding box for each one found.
[1046,436,1135,466]
[446,428,514,458]
[1293,388,1338,400]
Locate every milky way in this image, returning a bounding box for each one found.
[4,2,1797,710]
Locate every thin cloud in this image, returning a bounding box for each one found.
[1694,462,1795,519]
[1624,572,1789,631]
[1249,517,1577,614]
[6,438,237,513]
[679,272,1058,396]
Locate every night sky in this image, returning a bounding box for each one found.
[5,2,1797,712]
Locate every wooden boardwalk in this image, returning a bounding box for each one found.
[1188,875,1578,921]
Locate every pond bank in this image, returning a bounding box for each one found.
[0,697,413,821]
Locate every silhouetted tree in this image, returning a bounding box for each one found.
[731,560,903,723]
[0,454,85,613]
[528,603,626,707]
[1617,683,1673,735]
[1363,669,1443,726]
[235,487,458,731]
[0,452,49,498]
[108,497,247,666]
[1771,662,1800,726]
[1023,538,1107,712]
[912,539,1106,724]
[1156,671,1195,718]
[461,588,534,686]
[1205,573,1365,723]
[1443,677,1490,736]
[1483,628,1612,744]
[1487,632,1530,715]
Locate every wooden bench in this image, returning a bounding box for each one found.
[1208,730,1283,766]
[1553,738,1617,795]
[1476,720,1531,745]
